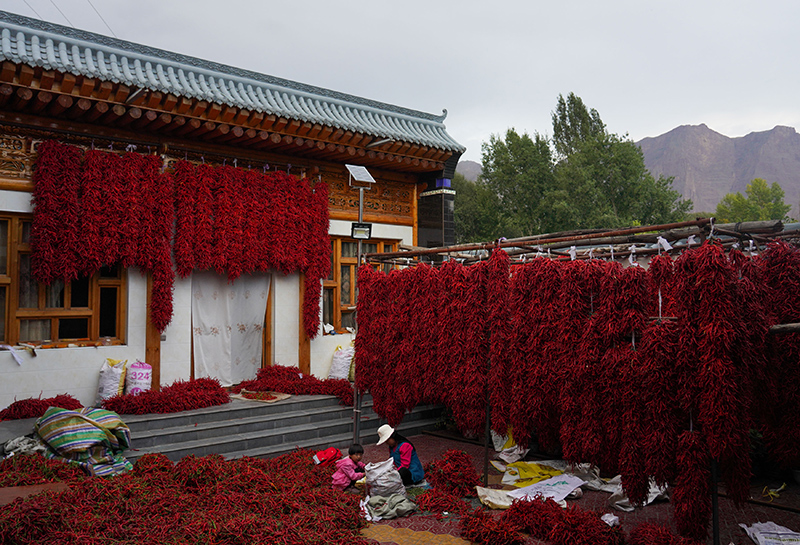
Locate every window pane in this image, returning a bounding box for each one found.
[20,319,49,342]
[0,219,7,275]
[341,242,358,258]
[383,243,394,253]
[327,241,335,281]
[21,221,31,244]
[322,287,334,331]
[46,279,65,308]
[59,318,88,340]
[0,287,5,343]
[99,287,117,338]
[71,276,90,307]
[340,265,351,306]
[341,310,355,331]
[18,254,38,308]
[363,243,378,255]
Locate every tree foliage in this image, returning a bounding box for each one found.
[714,178,792,223]
[453,93,692,242]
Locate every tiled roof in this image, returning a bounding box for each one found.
[0,11,465,153]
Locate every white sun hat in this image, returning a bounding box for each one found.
[376,424,395,446]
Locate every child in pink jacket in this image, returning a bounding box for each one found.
[331,444,366,491]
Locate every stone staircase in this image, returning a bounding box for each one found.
[122,394,443,463]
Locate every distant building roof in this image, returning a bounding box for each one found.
[0,10,464,153]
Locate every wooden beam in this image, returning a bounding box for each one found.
[246,111,264,128]
[220,106,237,123]
[176,96,192,114]
[0,61,16,83]
[116,107,142,127]
[162,93,179,112]
[60,73,76,94]
[65,98,92,120]
[206,102,222,121]
[162,115,187,134]
[216,124,243,143]
[174,117,202,136]
[273,116,288,132]
[19,65,34,87]
[100,103,126,124]
[97,81,113,100]
[10,87,33,110]
[78,76,95,97]
[145,91,163,110]
[298,272,310,375]
[133,109,159,129]
[145,272,161,391]
[30,91,54,114]
[83,101,109,122]
[48,94,73,116]
[770,323,800,335]
[40,70,56,91]
[190,100,209,118]
[113,84,131,103]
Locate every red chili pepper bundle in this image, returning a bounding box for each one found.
[241,391,277,401]
[635,320,681,488]
[0,452,88,486]
[192,163,217,271]
[486,250,512,435]
[672,430,710,541]
[0,394,82,421]
[758,243,800,468]
[424,449,481,497]
[172,160,197,278]
[354,264,383,393]
[499,497,564,540]
[616,344,651,506]
[118,152,145,268]
[629,522,704,545]
[459,508,525,545]
[30,140,84,284]
[102,377,230,414]
[506,258,563,451]
[647,254,677,318]
[234,364,353,406]
[415,488,471,518]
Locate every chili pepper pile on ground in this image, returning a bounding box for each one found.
[628,522,704,545]
[499,496,625,545]
[0,394,82,421]
[102,377,230,415]
[423,449,481,498]
[240,391,277,402]
[459,507,525,545]
[0,450,368,545]
[414,488,471,519]
[0,453,88,487]
[234,364,353,406]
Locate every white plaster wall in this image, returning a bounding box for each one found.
[159,275,193,386]
[271,272,300,367]
[1,270,149,410]
[2,190,32,212]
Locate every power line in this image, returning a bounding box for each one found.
[49,0,74,27]
[22,0,43,19]
[86,0,117,38]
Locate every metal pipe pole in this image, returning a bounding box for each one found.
[353,187,364,445]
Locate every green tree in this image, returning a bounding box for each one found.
[552,93,605,159]
[452,173,512,243]
[480,128,556,236]
[714,178,792,222]
[456,93,692,240]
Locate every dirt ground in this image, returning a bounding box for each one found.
[359,431,800,545]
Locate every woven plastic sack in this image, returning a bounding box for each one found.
[95,358,127,405]
[125,360,152,395]
[365,458,406,498]
[329,345,355,381]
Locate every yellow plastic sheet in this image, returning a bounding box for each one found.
[504,461,563,488]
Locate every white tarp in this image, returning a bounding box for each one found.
[507,474,585,503]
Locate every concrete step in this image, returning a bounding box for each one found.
[123,396,443,462]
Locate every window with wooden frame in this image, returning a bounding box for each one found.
[322,237,396,334]
[0,214,126,347]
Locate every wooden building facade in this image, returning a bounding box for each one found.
[0,11,463,409]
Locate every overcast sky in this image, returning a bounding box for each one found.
[4,0,799,162]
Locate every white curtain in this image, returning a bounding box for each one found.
[191,271,271,386]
